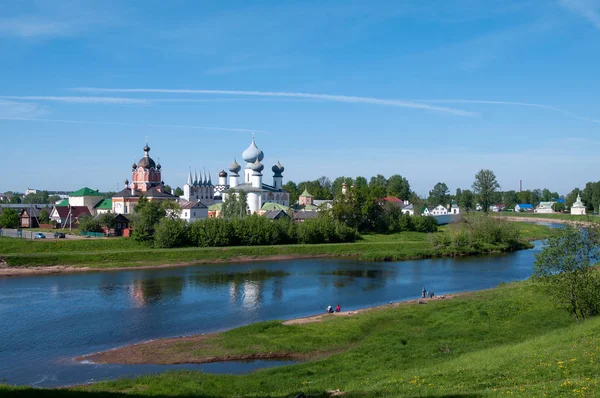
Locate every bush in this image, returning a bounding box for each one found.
[412,216,438,233]
[78,215,102,233]
[154,218,189,248]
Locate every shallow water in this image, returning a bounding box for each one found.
[0,233,554,387]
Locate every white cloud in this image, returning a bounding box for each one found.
[71,87,476,116]
[415,99,600,125]
[0,99,47,119]
[0,116,263,134]
[559,0,600,29]
[0,96,152,104]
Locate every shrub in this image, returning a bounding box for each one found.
[154,218,189,248]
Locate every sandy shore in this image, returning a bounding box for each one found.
[77,292,463,366]
[0,254,338,278]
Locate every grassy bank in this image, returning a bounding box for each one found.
[495,212,598,222]
[3,279,599,397]
[0,223,553,269]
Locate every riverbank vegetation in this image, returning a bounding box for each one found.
[3,279,599,397]
[0,222,552,269]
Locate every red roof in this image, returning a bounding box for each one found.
[53,206,91,220]
[384,196,403,203]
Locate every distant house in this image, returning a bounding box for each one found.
[490,204,505,212]
[379,196,405,207]
[553,198,566,204]
[19,208,43,228]
[114,214,131,237]
[50,206,92,228]
[571,194,586,215]
[94,198,113,215]
[450,202,460,215]
[515,204,534,212]
[178,200,208,222]
[422,207,433,216]
[535,202,554,214]
[68,187,104,214]
[402,204,414,215]
[431,205,448,215]
[313,199,333,210]
[293,210,319,222]
[208,203,223,218]
[262,210,290,220]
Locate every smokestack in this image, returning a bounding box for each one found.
[520,180,522,192]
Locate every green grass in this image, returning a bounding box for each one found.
[2,280,599,397]
[0,223,553,269]
[495,212,599,222]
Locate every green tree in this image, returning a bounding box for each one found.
[369,174,388,192]
[386,174,411,200]
[541,188,552,202]
[534,224,600,321]
[154,218,189,248]
[502,190,518,210]
[472,169,500,213]
[0,208,20,228]
[39,209,50,224]
[459,189,474,212]
[282,181,300,204]
[428,182,450,206]
[222,191,248,219]
[78,215,102,233]
[98,212,117,230]
[132,196,166,242]
[565,188,581,209]
[175,187,184,196]
[161,200,182,221]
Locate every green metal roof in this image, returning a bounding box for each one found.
[70,187,103,197]
[300,189,313,197]
[208,203,223,211]
[261,202,290,211]
[56,199,69,207]
[94,198,113,209]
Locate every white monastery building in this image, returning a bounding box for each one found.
[221,135,290,214]
[571,194,586,215]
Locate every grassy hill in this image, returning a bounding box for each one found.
[2,279,598,397]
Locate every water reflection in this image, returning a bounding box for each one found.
[0,237,554,388]
[129,276,185,307]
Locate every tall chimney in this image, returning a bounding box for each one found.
[520,180,522,192]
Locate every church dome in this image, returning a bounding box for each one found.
[138,142,156,169]
[219,170,228,178]
[272,160,284,176]
[242,136,264,163]
[138,156,156,169]
[250,158,264,173]
[228,159,241,174]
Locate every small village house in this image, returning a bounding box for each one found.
[514,204,534,212]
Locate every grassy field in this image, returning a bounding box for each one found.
[495,212,599,222]
[0,223,554,269]
[2,279,598,397]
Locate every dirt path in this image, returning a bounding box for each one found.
[497,216,593,226]
[78,293,461,366]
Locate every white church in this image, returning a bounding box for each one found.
[181,135,290,215]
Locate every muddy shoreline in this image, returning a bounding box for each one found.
[0,254,339,277]
[77,292,463,366]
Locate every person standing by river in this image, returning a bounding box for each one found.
[422,287,427,298]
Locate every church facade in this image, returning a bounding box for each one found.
[220,135,290,214]
[112,142,176,215]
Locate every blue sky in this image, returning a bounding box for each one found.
[1,0,600,196]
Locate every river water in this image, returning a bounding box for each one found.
[0,236,552,387]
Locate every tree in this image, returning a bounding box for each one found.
[0,208,20,228]
[502,190,518,210]
[132,196,166,242]
[222,191,248,219]
[78,215,102,233]
[566,188,581,209]
[428,182,450,207]
[369,174,388,191]
[459,190,474,212]
[534,224,600,321]
[387,175,411,200]
[541,188,552,202]
[472,169,500,213]
[163,185,172,194]
[282,181,300,204]
[175,187,184,196]
[39,209,50,224]
[154,218,189,248]
[98,212,117,230]
[161,200,182,221]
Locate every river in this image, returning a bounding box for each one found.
[0,233,555,387]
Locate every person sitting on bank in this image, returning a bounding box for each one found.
[326,305,333,314]
[335,304,341,313]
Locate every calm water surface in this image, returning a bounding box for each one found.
[0,235,553,387]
